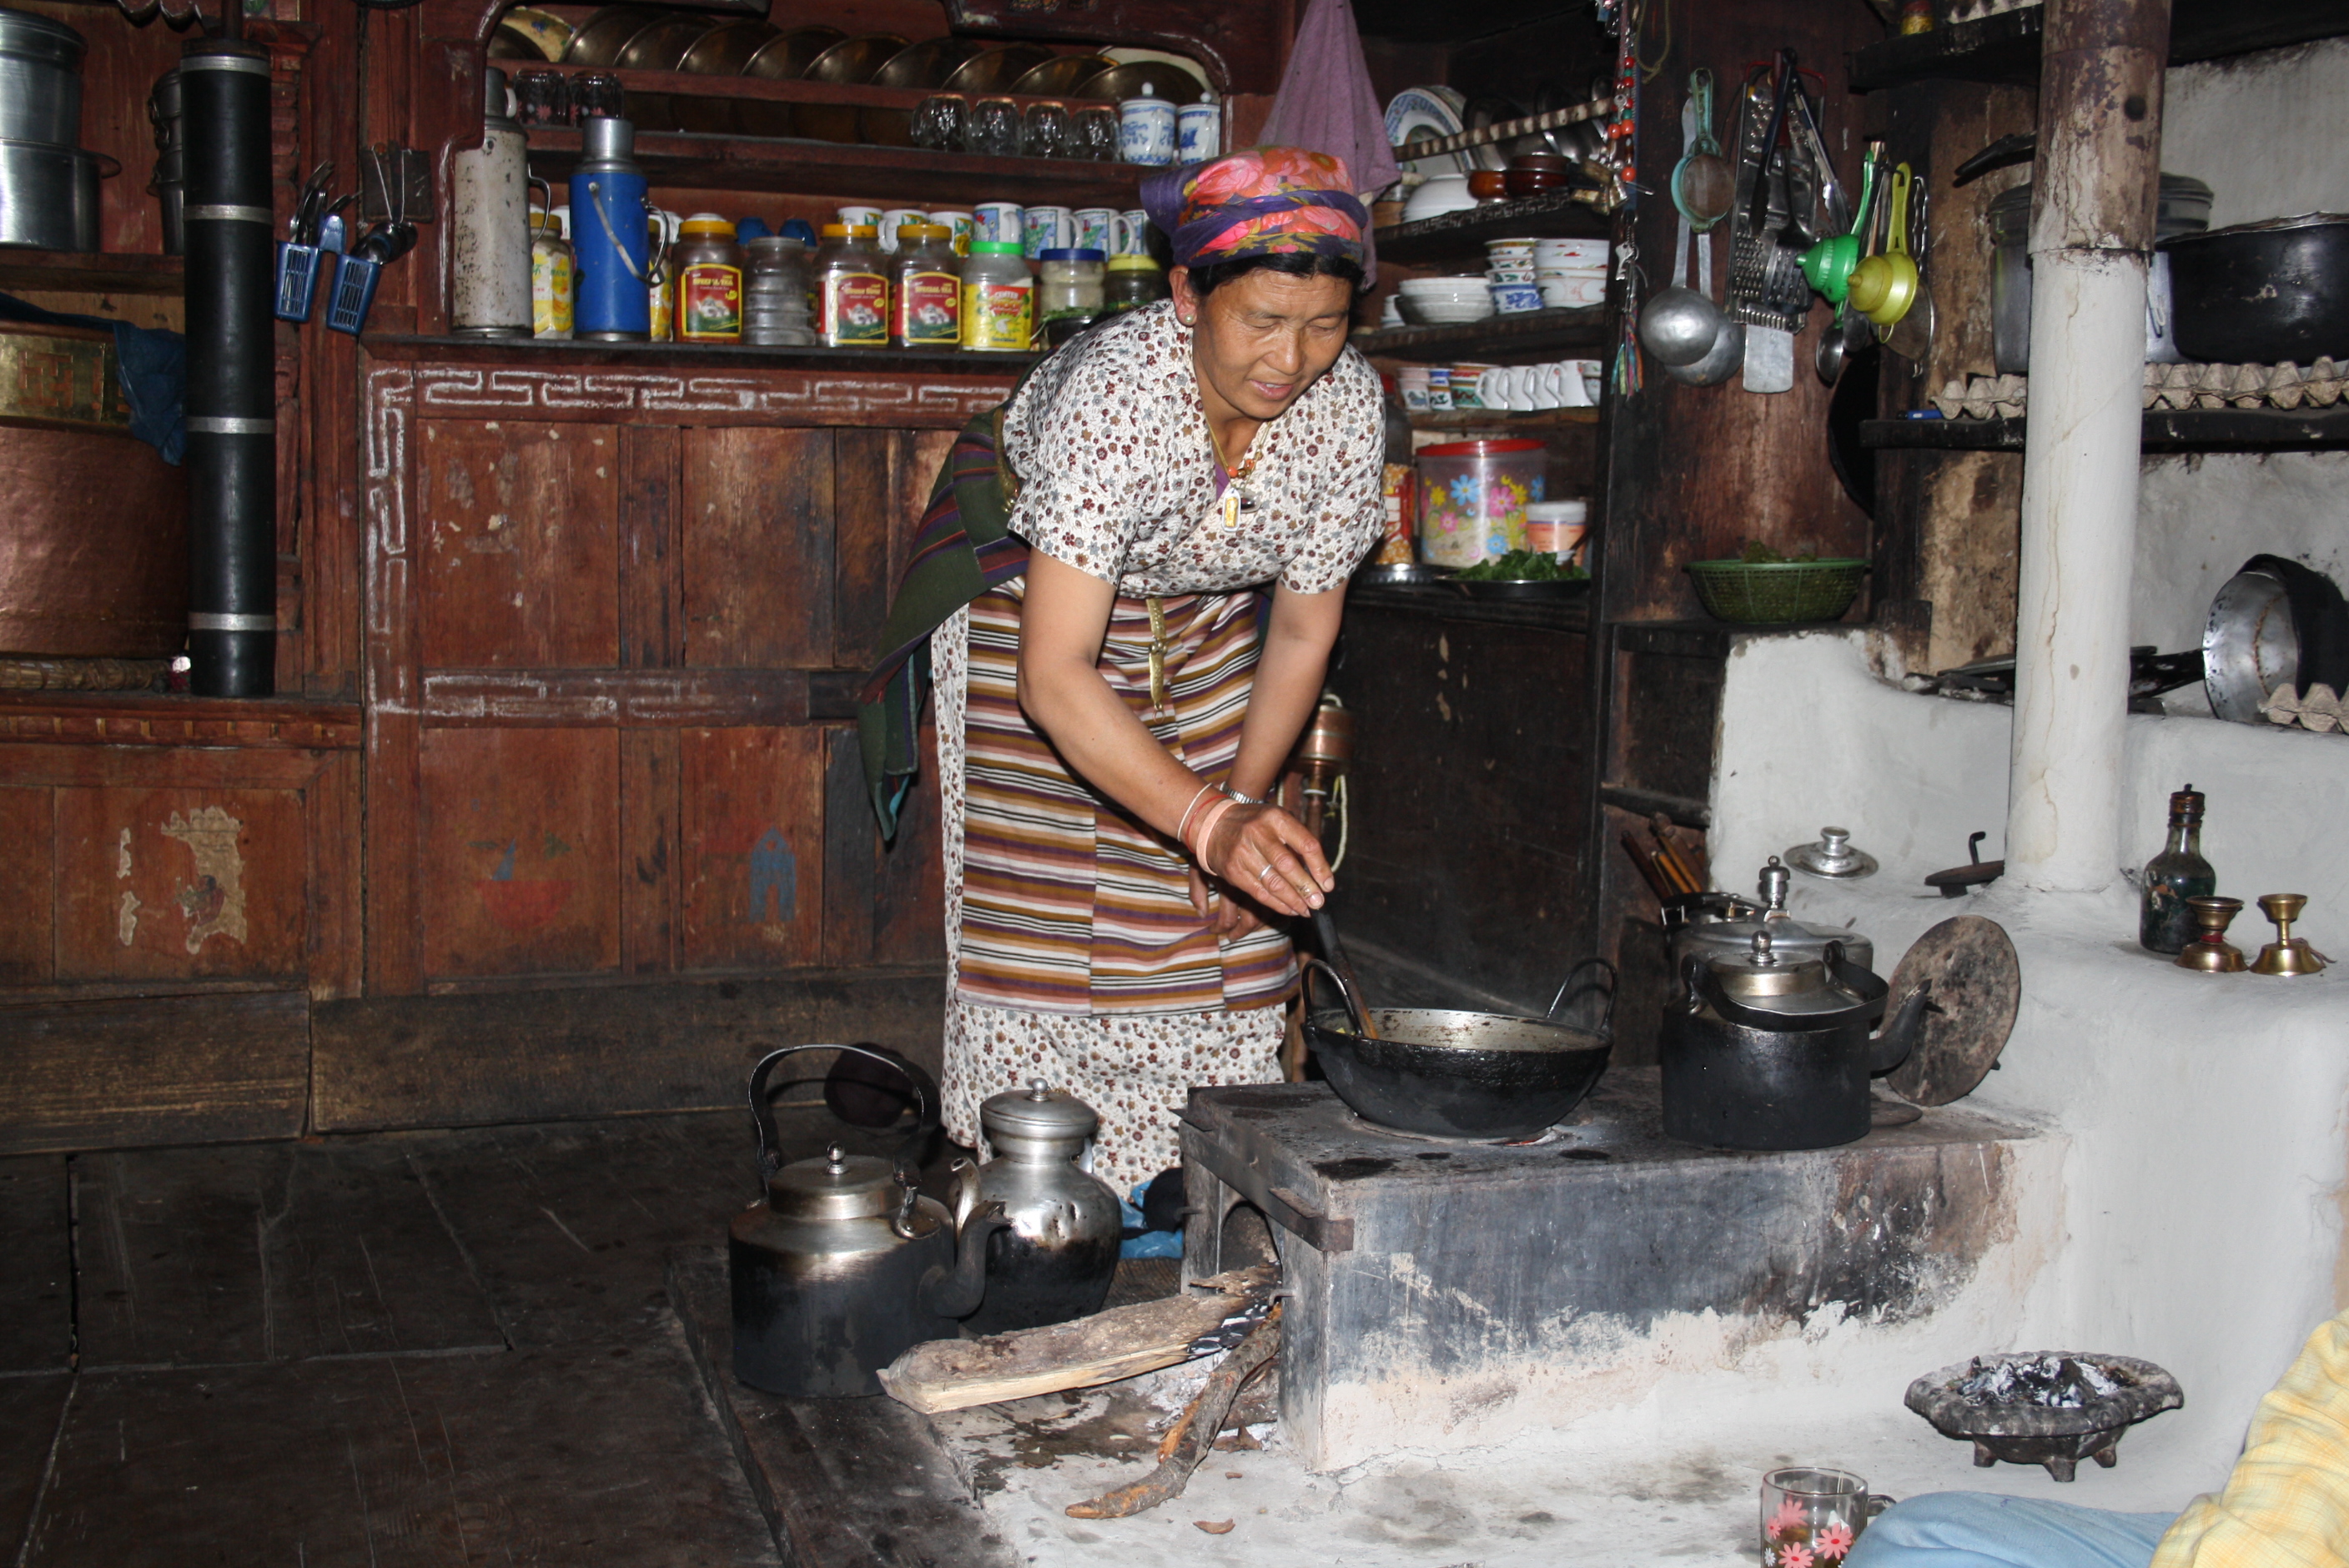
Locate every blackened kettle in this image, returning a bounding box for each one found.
[1659,931,1932,1151]
[953,1082,1123,1336]
[729,1044,1008,1397]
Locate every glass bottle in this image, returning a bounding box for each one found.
[891,224,962,349]
[2139,784,2216,953]
[813,223,888,348]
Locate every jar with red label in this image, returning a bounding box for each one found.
[815,223,888,348]
[891,223,962,349]
[672,213,744,343]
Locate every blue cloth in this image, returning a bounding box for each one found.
[1119,1183,1182,1259]
[0,291,186,464]
[1845,1494,2176,1568]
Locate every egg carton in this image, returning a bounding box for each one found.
[2264,683,2347,736]
[1931,360,2349,420]
[1937,0,2042,23]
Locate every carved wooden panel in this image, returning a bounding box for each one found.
[417,420,621,669]
[681,427,836,670]
[0,787,53,984]
[418,727,620,979]
[678,726,826,972]
[409,364,1003,428]
[53,787,308,983]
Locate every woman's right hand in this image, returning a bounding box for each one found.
[1200,801,1332,918]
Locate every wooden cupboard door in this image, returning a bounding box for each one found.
[822,725,944,968]
[53,788,307,981]
[0,787,54,983]
[833,427,957,671]
[418,728,620,979]
[678,726,825,971]
[417,420,621,669]
[681,428,835,669]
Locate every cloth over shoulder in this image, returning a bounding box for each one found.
[2153,1309,2349,1568]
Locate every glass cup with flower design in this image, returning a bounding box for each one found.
[1760,1468,1892,1568]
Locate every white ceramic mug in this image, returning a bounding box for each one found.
[1021,205,1074,258]
[1176,98,1220,163]
[1541,363,1577,409]
[1570,358,1604,405]
[1115,209,1151,255]
[1397,364,1433,411]
[1073,207,1118,255]
[837,204,882,234]
[974,201,1024,246]
[879,206,928,253]
[929,209,975,256]
[1478,366,1517,410]
[1119,88,1177,166]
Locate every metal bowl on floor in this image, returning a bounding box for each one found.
[1302,959,1614,1140]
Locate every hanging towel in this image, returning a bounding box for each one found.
[1259,0,1400,277]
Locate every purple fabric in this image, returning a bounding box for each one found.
[1142,179,1371,272]
[1259,0,1398,279]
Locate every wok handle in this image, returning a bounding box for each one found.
[1300,957,1373,1039]
[1547,956,1617,1033]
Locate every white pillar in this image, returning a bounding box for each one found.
[2005,0,2170,892]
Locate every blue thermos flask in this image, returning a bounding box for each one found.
[569,116,651,339]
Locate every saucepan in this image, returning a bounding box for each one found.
[1302,957,1615,1140]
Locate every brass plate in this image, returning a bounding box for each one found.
[0,323,128,434]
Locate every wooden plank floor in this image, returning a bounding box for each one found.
[0,1157,71,1372]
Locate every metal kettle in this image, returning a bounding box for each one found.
[728,1044,1008,1398]
[1659,931,1932,1152]
[953,1081,1124,1337]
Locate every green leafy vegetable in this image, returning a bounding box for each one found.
[1737,540,1820,565]
[1455,549,1590,582]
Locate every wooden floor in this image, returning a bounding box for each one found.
[0,1107,1044,1567]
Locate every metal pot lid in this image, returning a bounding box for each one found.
[981,1080,1099,1140]
[2204,567,2300,722]
[0,8,87,68]
[1707,930,1868,1017]
[1786,826,1879,879]
[1682,915,1869,963]
[767,1143,898,1220]
[2159,211,2349,248]
[1883,915,2021,1108]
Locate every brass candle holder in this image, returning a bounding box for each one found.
[2250,894,2329,977]
[2176,895,2247,972]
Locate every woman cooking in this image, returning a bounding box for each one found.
[858,148,1384,1193]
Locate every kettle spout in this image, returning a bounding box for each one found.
[1869,978,1934,1074]
[918,1199,1009,1321]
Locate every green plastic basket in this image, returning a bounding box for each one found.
[1685,559,1871,625]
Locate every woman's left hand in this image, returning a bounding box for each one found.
[1187,863,1270,938]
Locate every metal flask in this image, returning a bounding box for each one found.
[449,67,532,338]
[729,1045,1008,1398]
[1670,855,1875,976]
[954,1083,1124,1336]
[1659,930,1933,1152]
[567,114,651,339]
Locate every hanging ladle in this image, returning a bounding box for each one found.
[1640,89,1731,367]
[1848,162,1919,328]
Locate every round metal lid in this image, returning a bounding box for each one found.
[766,1143,897,1220]
[1786,827,1879,879]
[981,1081,1099,1140]
[1707,931,1867,1018]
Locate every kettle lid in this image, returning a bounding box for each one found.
[767,1143,899,1220]
[981,1081,1099,1141]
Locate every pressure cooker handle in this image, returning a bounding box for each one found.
[745,1044,938,1185]
[1546,957,1617,1033]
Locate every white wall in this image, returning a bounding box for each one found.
[2132,41,2349,660]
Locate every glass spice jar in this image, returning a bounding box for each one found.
[742,235,814,346]
[1103,253,1168,314]
[814,222,888,348]
[1037,247,1105,323]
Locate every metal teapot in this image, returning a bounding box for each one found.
[1659,930,1932,1151]
[953,1081,1123,1337]
[728,1044,1008,1398]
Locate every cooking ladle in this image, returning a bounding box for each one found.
[1848,162,1919,328]
[1672,68,1733,233]
[1640,214,1728,367]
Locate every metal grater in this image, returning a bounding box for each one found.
[1725,69,1819,333]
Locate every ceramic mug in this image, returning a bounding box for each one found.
[1761,1468,1894,1567]
[1570,358,1604,405]
[1119,90,1177,166]
[1022,204,1074,258]
[1542,363,1579,409]
[1396,364,1432,411]
[878,207,928,253]
[1073,207,1118,255]
[837,204,882,233]
[1476,366,1517,410]
[974,201,1024,246]
[1177,98,1220,163]
[1449,362,1491,409]
[1490,280,1544,314]
[1116,209,1151,255]
[1425,364,1453,411]
[929,209,975,255]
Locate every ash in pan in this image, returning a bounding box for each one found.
[1952,1354,2128,1408]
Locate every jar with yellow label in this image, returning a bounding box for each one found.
[815,223,889,348]
[959,239,1033,353]
[672,212,744,344]
[530,211,574,339]
[892,223,962,349]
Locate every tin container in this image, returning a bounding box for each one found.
[0,8,84,146]
[1416,438,1546,569]
[449,68,534,339]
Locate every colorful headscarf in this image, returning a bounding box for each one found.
[1139,148,1371,284]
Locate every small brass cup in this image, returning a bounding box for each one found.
[2251,893,2328,977]
[2177,895,2247,972]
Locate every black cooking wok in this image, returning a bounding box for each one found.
[1303,957,1615,1140]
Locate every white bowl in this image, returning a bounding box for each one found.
[1398,274,1488,292]
[1414,299,1496,324]
[1402,173,1476,223]
[1534,238,1610,268]
[1540,277,1609,307]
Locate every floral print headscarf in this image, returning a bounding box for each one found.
[1140,147,1371,283]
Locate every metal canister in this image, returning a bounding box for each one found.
[449,68,532,338]
[567,115,651,340]
[147,67,182,255]
[529,209,572,339]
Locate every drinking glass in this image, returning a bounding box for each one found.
[912,93,966,151]
[1073,104,1119,162]
[1021,100,1069,159]
[511,69,570,130]
[571,73,624,123]
[966,97,1019,158]
[1760,1468,1891,1567]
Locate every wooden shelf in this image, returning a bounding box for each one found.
[1374,191,1611,268]
[1352,306,1611,361]
[1409,408,1601,430]
[0,249,184,296]
[363,334,1040,375]
[526,125,1144,206]
[1861,409,2349,452]
[1847,0,2349,92]
[1347,577,1592,633]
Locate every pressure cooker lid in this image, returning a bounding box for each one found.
[767,1143,898,1220]
[1705,930,1869,1018]
[981,1080,1099,1141]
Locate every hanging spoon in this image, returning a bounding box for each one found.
[1672,68,1734,233]
[1884,180,1938,366]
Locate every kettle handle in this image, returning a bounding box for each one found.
[745,1044,940,1185]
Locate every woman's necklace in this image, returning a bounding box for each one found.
[1208,422,1260,529]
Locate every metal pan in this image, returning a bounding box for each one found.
[943,44,1055,98]
[860,36,988,148]
[562,5,663,66]
[1008,53,1114,98]
[796,33,907,144]
[616,14,720,132]
[734,26,845,139]
[2163,214,2349,365]
[672,21,778,135]
[1302,958,1615,1140]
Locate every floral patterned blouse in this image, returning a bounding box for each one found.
[999,299,1386,596]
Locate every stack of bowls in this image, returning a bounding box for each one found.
[1535,237,1609,310]
[1486,237,1542,314]
[1396,274,1494,326]
[0,8,105,252]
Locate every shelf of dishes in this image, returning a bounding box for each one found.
[1353,305,1612,361]
[1374,189,1611,267]
[360,334,1040,374]
[525,125,1149,205]
[492,9,1216,156]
